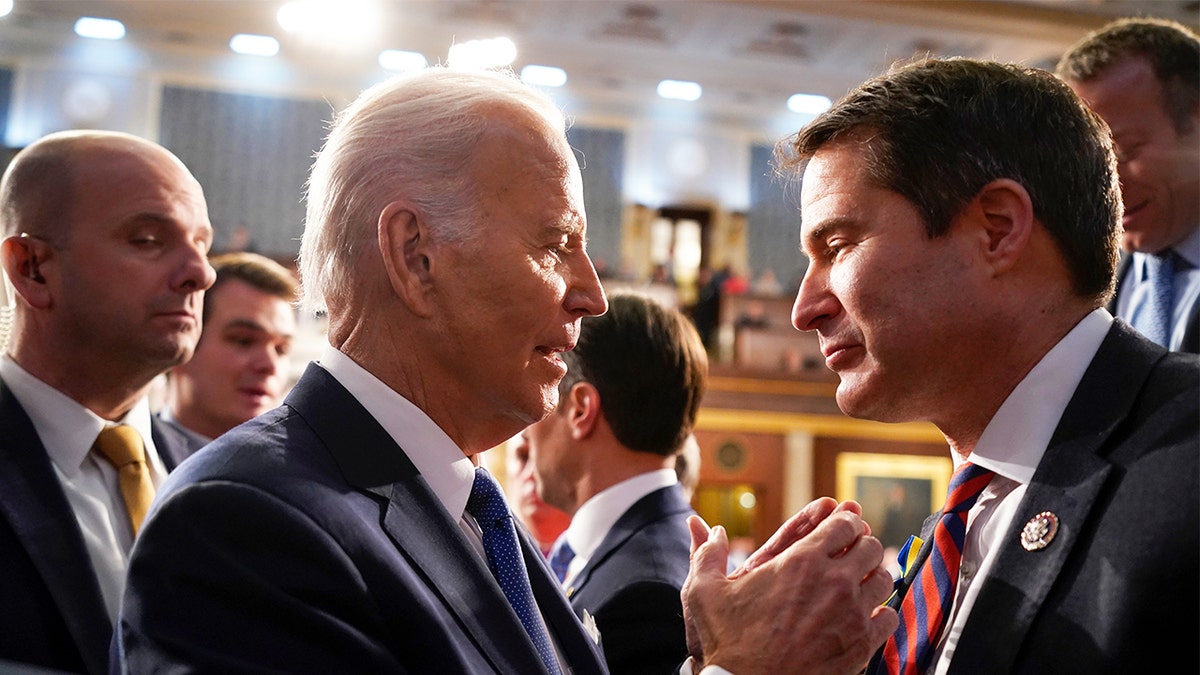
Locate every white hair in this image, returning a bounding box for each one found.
[298,67,568,315]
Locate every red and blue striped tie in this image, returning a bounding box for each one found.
[880,461,995,675]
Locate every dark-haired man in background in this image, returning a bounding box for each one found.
[164,251,298,442]
[525,292,706,674]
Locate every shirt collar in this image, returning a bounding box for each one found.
[318,344,476,520]
[967,309,1111,484]
[1,355,160,477]
[564,468,678,560]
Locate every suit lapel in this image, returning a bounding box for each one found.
[0,380,111,673]
[284,364,594,675]
[150,416,207,471]
[947,324,1160,672]
[569,484,691,598]
[524,526,607,674]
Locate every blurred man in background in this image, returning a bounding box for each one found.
[1057,18,1200,352]
[526,292,707,673]
[164,251,298,442]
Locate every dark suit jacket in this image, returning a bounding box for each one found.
[1110,254,1200,353]
[116,363,609,674]
[869,322,1199,673]
[0,379,205,675]
[565,483,696,675]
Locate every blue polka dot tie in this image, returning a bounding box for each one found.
[466,467,562,675]
[1134,252,1177,348]
[548,536,576,584]
[879,461,995,675]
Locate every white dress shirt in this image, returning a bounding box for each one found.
[929,308,1111,673]
[0,355,170,624]
[318,346,481,551]
[1114,228,1200,351]
[555,469,679,587]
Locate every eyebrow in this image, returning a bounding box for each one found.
[124,213,214,242]
[802,217,860,248]
[221,318,293,338]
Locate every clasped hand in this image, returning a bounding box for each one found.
[681,498,898,674]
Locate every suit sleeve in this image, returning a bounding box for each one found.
[118,481,410,674]
[589,580,689,675]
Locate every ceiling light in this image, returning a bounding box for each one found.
[521,64,567,88]
[74,17,126,40]
[230,33,280,57]
[278,0,378,42]
[0,0,13,19]
[787,93,832,115]
[657,80,702,102]
[378,49,428,72]
[447,37,517,69]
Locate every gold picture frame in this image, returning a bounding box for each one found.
[836,452,953,550]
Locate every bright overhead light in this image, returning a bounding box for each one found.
[521,64,567,88]
[657,79,702,102]
[378,49,428,72]
[278,0,378,41]
[447,37,517,69]
[74,17,126,40]
[230,33,280,57]
[0,0,14,19]
[787,93,832,115]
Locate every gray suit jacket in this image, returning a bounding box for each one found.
[117,363,609,674]
[870,322,1199,673]
[0,378,203,675]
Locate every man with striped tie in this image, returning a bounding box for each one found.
[684,57,1198,674]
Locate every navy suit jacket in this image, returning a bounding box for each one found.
[0,378,204,675]
[869,322,1199,673]
[116,363,609,674]
[1110,254,1200,353]
[565,483,696,675]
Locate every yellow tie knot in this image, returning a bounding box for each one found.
[94,424,146,468]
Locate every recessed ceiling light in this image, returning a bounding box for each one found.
[74,17,126,40]
[447,37,517,69]
[657,79,701,102]
[521,65,567,88]
[378,49,428,72]
[0,0,14,19]
[787,93,832,115]
[230,33,280,57]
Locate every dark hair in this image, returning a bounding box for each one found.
[203,252,299,323]
[1056,18,1200,135]
[559,293,708,456]
[778,57,1121,304]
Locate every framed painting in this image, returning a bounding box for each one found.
[835,452,953,551]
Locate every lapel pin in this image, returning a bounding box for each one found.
[1020,511,1059,551]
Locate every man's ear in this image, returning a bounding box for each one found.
[1,235,53,309]
[566,382,603,440]
[971,178,1033,275]
[378,200,436,317]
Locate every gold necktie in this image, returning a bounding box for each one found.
[93,424,155,537]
